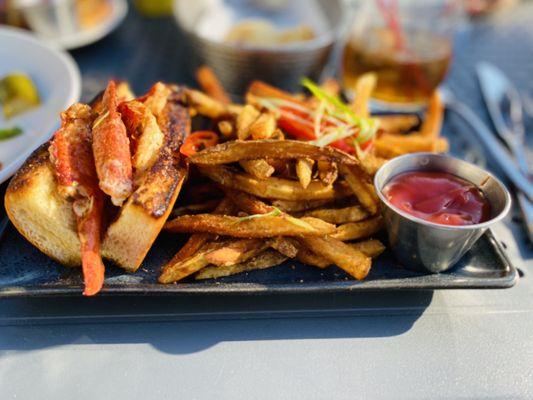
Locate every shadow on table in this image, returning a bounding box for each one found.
[0,291,432,354]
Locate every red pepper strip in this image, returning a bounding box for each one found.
[277,109,317,140]
[180,131,219,157]
[330,139,355,154]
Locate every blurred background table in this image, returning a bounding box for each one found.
[1,2,532,399]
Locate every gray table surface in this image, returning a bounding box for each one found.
[1,3,533,400]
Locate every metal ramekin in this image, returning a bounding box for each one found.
[374,153,511,273]
[172,0,350,95]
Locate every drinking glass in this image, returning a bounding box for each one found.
[342,0,464,110]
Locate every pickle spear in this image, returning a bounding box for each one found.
[0,73,41,119]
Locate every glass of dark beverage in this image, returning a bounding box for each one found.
[342,0,463,109]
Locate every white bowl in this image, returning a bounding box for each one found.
[0,26,81,184]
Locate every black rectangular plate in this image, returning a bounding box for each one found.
[0,222,517,297]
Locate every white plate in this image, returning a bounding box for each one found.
[0,26,81,184]
[23,0,128,50]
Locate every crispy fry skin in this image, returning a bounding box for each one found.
[196,65,231,104]
[272,199,332,212]
[49,103,105,296]
[221,188,274,214]
[239,159,275,180]
[237,104,260,140]
[339,165,379,214]
[200,165,352,201]
[317,160,338,186]
[304,205,369,224]
[268,237,299,258]
[189,140,358,166]
[298,236,371,280]
[196,249,288,280]
[204,238,269,266]
[249,112,276,140]
[298,239,385,269]
[296,158,314,189]
[331,216,384,241]
[92,81,133,206]
[158,198,235,283]
[165,214,336,237]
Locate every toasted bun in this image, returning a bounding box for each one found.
[5,145,81,266]
[102,154,187,271]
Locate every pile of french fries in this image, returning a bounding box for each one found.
[158,67,446,284]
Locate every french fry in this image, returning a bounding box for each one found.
[270,129,285,140]
[419,91,443,138]
[295,158,314,189]
[298,236,371,280]
[298,239,385,269]
[356,151,387,176]
[272,199,333,213]
[331,217,384,241]
[376,114,419,135]
[189,140,359,166]
[185,89,242,119]
[195,65,231,104]
[159,237,267,283]
[374,134,449,158]
[317,160,338,186]
[165,214,336,237]
[304,205,369,224]
[196,250,288,280]
[236,104,261,140]
[296,246,331,268]
[247,80,307,106]
[249,112,277,140]
[239,159,275,180]
[221,187,274,215]
[200,165,352,201]
[158,198,235,283]
[204,238,269,266]
[352,73,377,118]
[350,239,385,258]
[159,249,212,283]
[218,120,234,138]
[339,165,379,214]
[268,237,299,258]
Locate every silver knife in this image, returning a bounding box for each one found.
[476,62,533,243]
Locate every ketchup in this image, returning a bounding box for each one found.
[383,171,491,226]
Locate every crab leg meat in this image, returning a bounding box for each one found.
[92,81,133,206]
[49,103,106,296]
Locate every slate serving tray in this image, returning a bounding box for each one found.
[0,219,517,297]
